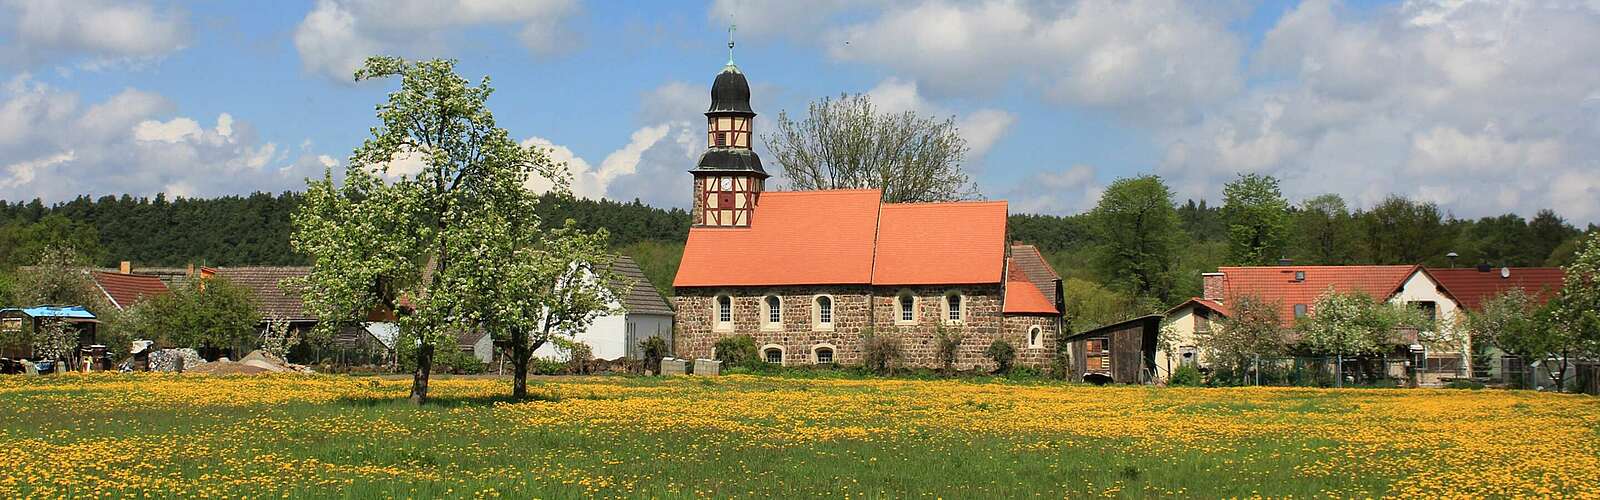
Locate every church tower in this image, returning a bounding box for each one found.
[691,33,767,227]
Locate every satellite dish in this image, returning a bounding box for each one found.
[1500,267,1511,279]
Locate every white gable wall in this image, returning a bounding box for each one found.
[1388,270,1469,375]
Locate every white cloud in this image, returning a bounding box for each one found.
[1003,164,1104,215]
[1,0,190,66]
[865,78,1016,158]
[822,0,1242,122]
[1158,0,1600,223]
[526,122,698,207]
[0,76,325,202]
[293,0,581,81]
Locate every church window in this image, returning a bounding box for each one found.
[813,345,834,364]
[814,295,834,328]
[944,292,963,323]
[1028,326,1043,348]
[897,293,915,324]
[716,295,733,327]
[763,295,782,329]
[763,346,784,364]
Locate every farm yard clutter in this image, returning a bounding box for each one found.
[0,374,1594,497]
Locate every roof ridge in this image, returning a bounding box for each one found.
[882,200,1008,208]
[762,189,882,196]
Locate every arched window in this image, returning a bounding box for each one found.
[815,295,833,327]
[944,292,963,323]
[714,294,733,331]
[762,345,784,364]
[762,295,782,330]
[1028,326,1043,348]
[813,345,835,364]
[897,292,916,324]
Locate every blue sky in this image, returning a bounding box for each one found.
[2,0,1598,223]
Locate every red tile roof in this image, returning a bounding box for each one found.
[674,190,1012,288]
[1002,255,1059,314]
[871,201,1007,285]
[91,271,170,310]
[1427,267,1565,311]
[1215,265,1420,326]
[674,190,881,287]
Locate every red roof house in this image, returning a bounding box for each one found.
[91,271,170,310]
[1426,267,1565,311]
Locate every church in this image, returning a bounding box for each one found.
[671,54,1065,371]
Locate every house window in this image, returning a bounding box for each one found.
[1085,338,1109,373]
[1294,271,1306,282]
[814,345,834,364]
[1293,304,1307,318]
[945,293,962,322]
[763,295,782,329]
[1195,309,1211,333]
[1179,346,1198,367]
[815,295,834,328]
[763,346,783,364]
[1028,326,1043,348]
[1412,301,1438,323]
[897,293,915,323]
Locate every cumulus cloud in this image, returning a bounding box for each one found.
[1158,0,1600,223]
[819,0,1242,122]
[0,0,190,66]
[0,75,326,202]
[865,78,1016,159]
[1002,164,1104,216]
[294,0,581,81]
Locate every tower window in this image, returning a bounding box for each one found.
[716,132,726,146]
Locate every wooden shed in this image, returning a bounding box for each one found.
[1064,314,1161,384]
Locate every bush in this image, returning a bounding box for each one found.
[933,325,964,375]
[1007,365,1043,379]
[566,341,594,375]
[434,347,487,375]
[1444,379,1486,390]
[712,335,759,367]
[1169,365,1203,387]
[639,336,669,375]
[985,339,1016,374]
[530,357,567,375]
[861,330,901,375]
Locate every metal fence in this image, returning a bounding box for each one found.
[1197,354,1470,388]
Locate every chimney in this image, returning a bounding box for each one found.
[1202,272,1225,302]
[119,261,131,274]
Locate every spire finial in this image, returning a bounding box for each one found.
[727,22,737,65]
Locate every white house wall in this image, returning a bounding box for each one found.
[531,312,673,362]
[1389,271,1469,375]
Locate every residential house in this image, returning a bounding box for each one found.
[1428,266,1565,382]
[1167,265,1468,385]
[90,262,170,310]
[671,56,1064,370]
[533,254,676,361]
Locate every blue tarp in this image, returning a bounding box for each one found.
[0,306,97,319]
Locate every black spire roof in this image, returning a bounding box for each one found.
[694,148,766,177]
[707,64,753,115]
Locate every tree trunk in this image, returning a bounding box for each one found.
[511,328,530,399]
[410,341,434,404]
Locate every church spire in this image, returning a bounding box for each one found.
[727,23,737,66]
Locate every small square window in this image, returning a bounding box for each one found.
[1293,303,1307,318]
[1294,271,1305,282]
[815,347,833,364]
[764,348,782,364]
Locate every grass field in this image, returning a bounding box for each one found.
[0,374,1596,498]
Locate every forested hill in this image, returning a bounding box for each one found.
[2,191,1594,302]
[0,192,691,268]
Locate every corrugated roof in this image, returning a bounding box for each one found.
[1428,267,1565,311]
[871,201,1008,285]
[213,267,313,321]
[91,271,170,310]
[1216,265,1420,326]
[610,255,673,316]
[674,190,882,287]
[3,306,97,319]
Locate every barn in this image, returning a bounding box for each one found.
[1064,315,1161,384]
